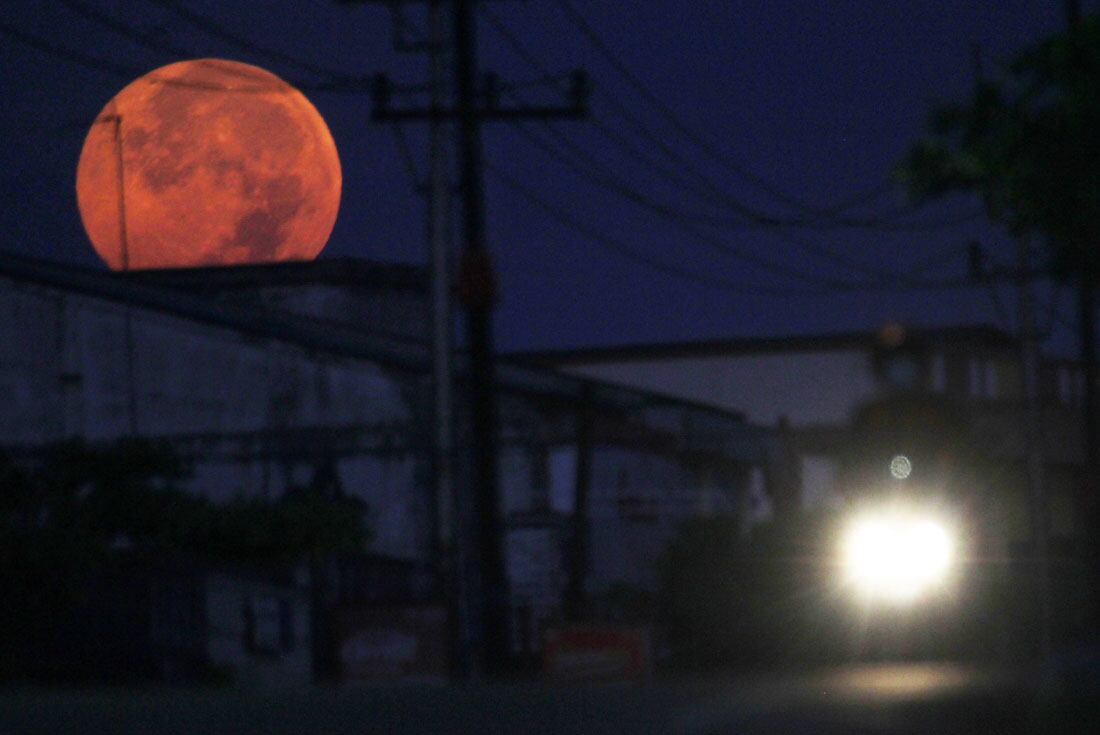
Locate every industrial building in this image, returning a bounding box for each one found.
[0,251,769,682]
[518,324,1090,543]
[518,325,1097,653]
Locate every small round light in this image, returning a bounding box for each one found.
[889,455,912,480]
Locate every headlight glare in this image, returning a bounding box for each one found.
[842,513,954,603]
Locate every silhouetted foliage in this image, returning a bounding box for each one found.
[0,439,368,563]
[0,439,369,679]
[898,14,1100,282]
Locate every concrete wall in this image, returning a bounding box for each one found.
[0,276,409,443]
[0,275,431,561]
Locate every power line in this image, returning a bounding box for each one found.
[480,6,801,227]
[551,0,886,219]
[846,208,983,232]
[488,158,980,298]
[544,2,984,233]
[55,0,374,93]
[584,85,980,232]
[510,118,742,228]
[482,11,971,287]
[395,7,900,285]
[145,0,366,84]
[0,19,146,79]
[510,118,909,285]
[0,18,345,96]
[57,0,201,63]
[481,8,881,281]
[906,240,972,277]
[485,161,825,297]
[480,4,978,291]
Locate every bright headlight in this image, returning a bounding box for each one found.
[842,513,954,602]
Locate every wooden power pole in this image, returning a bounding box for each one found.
[366,0,587,674]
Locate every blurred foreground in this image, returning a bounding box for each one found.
[3,661,1098,734]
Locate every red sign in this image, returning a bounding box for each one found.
[543,626,651,680]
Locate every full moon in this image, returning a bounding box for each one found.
[76,59,341,270]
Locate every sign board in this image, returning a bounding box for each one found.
[336,605,447,683]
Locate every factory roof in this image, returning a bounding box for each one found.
[0,252,758,454]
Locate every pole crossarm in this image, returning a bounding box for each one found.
[371,71,589,121]
[373,104,586,121]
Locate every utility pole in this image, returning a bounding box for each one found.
[1066,0,1098,470]
[1065,0,1100,634]
[427,0,450,571]
[348,0,467,674]
[564,383,593,621]
[425,0,470,677]
[1016,234,1052,659]
[103,109,139,436]
[367,0,588,675]
[970,237,1052,656]
[452,0,507,672]
[1082,282,1098,490]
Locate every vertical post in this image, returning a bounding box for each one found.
[1065,0,1095,464]
[123,309,138,436]
[1081,283,1098,482]
[427,0,470,677]
[110,111,138,436]
[1065,0,1082,25]
[1065,0,1099,633]
[367,0,584,676]
[109,113,130,273]
[565,383,593,621]
[1080,279,1098,632]
[1018,234,1051,658]
[454,0,509,674]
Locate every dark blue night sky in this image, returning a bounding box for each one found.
[0,1,1080,355]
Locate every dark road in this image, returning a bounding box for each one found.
[669,663,1032,734]
[3,662,1095,734]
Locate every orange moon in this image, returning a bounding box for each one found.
[76,59,341,270]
